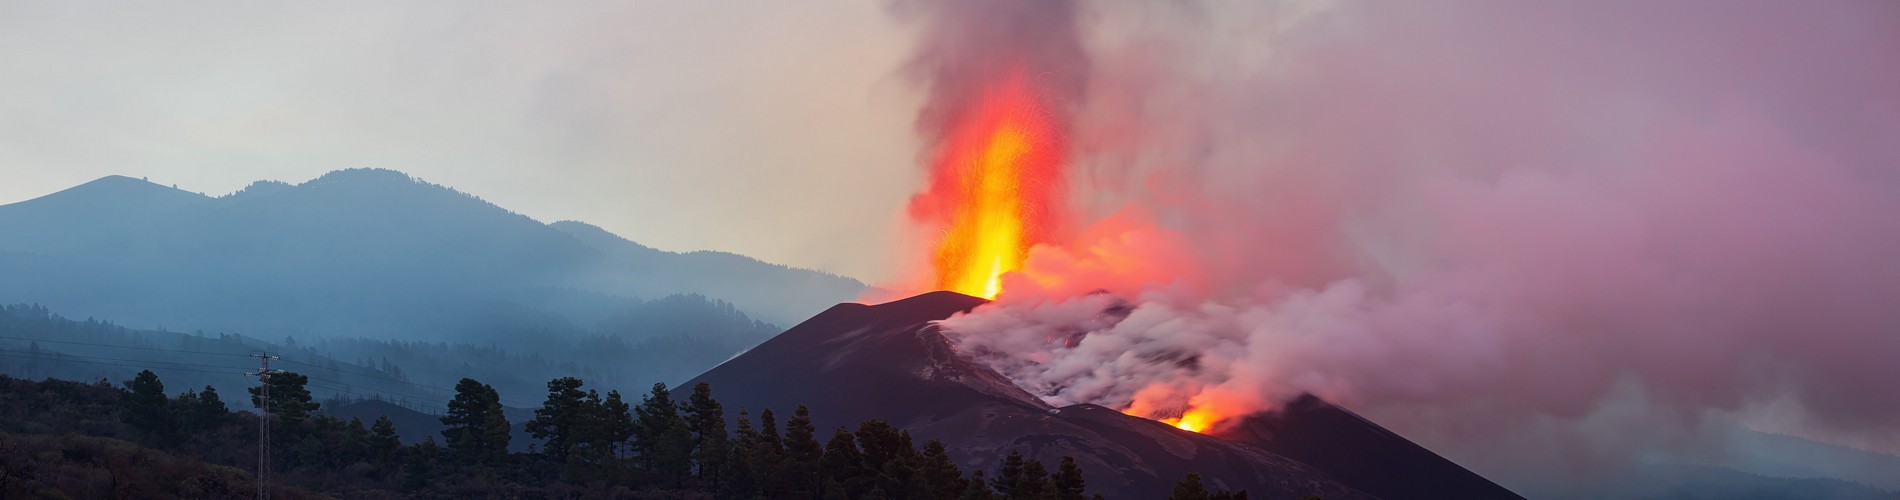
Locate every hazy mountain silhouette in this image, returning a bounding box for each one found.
[0,169,863,341]
[686,291,1527,499]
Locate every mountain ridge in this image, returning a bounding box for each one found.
[0,169,863,336]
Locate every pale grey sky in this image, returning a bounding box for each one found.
[0,1,924,282]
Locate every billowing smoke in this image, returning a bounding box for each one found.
[898,0,1900,490]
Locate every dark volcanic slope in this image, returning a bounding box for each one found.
[1217,395,1523,500]
[688,291,1365,499]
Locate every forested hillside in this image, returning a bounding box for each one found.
[0,372,1246,499]
[0,299,779,413]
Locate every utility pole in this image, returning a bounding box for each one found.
[246,352,280,500]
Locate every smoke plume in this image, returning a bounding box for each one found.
[898,0,1900,490]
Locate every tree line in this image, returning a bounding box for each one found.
[427,374,1120,499]
[2,370,1252,499]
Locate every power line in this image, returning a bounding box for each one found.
[278,358,464,395]
[0,351,251,376]
[0,348,445,403]
[0,347,253,371]
[0,335,256,358]
[0,345,556,430]
[276,357,538,407]
[0,337,439,390]
[304,379,448,407]
[0,347,454,409]
[0,350,466,409]
[303,375,535,409]
[0,337,542,408]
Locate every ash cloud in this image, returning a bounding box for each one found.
[892,0,1089,141]
[925,0,1900,489]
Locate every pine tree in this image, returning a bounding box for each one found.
[1032,481,1060,500]
[1052,456,1087,500]
[921,440,967,500]
[992,450,1026,497]
[1018,458,1052,500]
[525,376,587,459]
[120,370,174,438]
[898,430,919,461]
[403,436,441,491]
[857,419,904,472]
[441,378,510,463]
[343,417,372,464]
[721,407,762,500]
[782,405,823,495]
[248,370,319,426]
[1170,472,1211,500]
[656,413,696,485]
[191,385,226,429]
[176,388,199,407]
[821,428,864,498]
[823,478,850,500]
[685,382,730,484]
[482,399,514,461]
[961,470,999,500]
[877,454,927,500]
[603,390,635,459]
[632,382,679,470]
[753,408,786,494]
[563,389,611,481]
[371,415,403,462]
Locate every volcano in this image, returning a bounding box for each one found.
[686,291,1520,498]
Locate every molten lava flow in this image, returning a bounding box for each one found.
[1164,407,1220,433]
[914,69,1066,299]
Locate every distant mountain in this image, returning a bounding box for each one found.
[0,169,863,341]
[685,291,1522,499]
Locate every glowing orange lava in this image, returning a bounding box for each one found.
[914,69,1065,299]
[1121,403,1224,434]
[1163,408,1220,434]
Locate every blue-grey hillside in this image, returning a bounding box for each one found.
[0,169,864,341]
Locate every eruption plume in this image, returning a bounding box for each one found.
[898,0,1084,299]
[893,0,1900,490]
[918,69,1065,299]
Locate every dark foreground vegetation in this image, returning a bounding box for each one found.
[0,372,1248,499]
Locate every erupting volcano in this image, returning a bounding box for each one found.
[894,0,1232,435]
[911,69,1066,299]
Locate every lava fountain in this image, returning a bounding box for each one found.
[896,0,1230,435]
[910,69,1067,299]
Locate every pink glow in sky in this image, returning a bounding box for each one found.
[917,0,1900,490]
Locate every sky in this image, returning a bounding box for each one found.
[8,0,1900,492]
[0,1,923,282]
